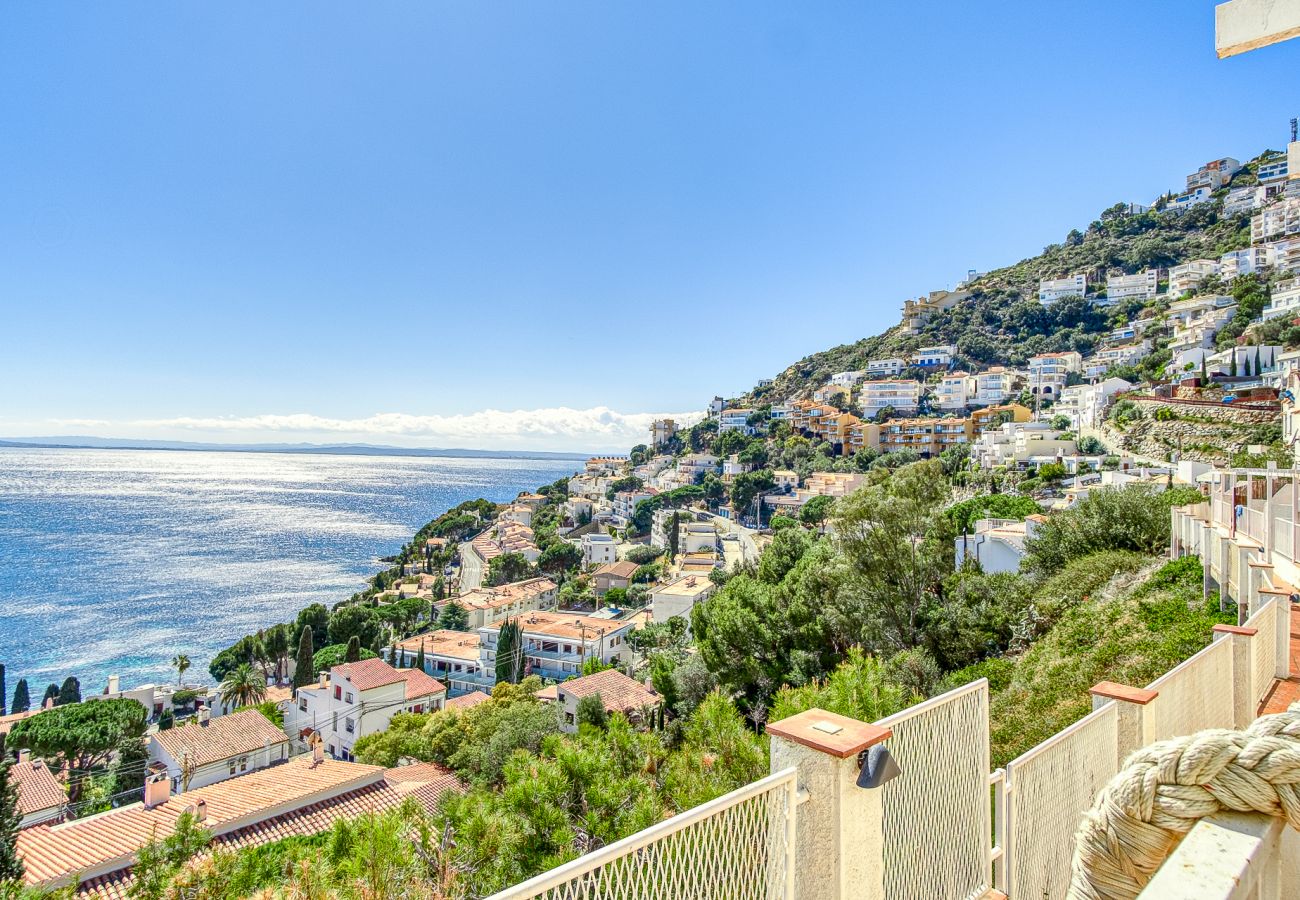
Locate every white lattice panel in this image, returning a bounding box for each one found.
[1249,600,1280,705]
[1146,637,1234,742]
[486,769,797,900]
[1005,702,1119,900]
[876,680,991,900]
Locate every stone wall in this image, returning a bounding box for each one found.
[1107,395,1280,464]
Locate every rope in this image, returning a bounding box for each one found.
[1068,702,1300,900]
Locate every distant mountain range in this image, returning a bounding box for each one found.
[0,436,591,461]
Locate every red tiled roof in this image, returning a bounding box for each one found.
[11,759,65,819]
[383,761,455,784]
[444,691,491,710]
[593,561,639,580]
[556,669,659,714]
[18,755,461,896]
[332,658,445,699]
[150,708,288,769]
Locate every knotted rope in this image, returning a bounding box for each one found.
[1067,702,1300,900]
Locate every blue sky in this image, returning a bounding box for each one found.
[0,2,1295,452]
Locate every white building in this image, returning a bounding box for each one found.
[858,380,922,417]
[287,659,446,762]
[1167,259,1219,296]
[396,629,487,696]
[1223,184,1268,217]
[1082,343,1150,379]
[934,372,976,411]
[552,668,660,733]
[1038,273,1087,305]
[911,345,956,368]
[955,516,1045,574]
[1263,278,1300,320]
[1186,157,1241,192]
[1169,187,1212,213]
[1028,351,1082,402]
[1105,269,1160,304]
[149,708,290,791]
[650,575,716,628]
[1268,237,1300,275]
[1206,344,1281,378]
[676,454,718,480]
[718,408,755,435]
[1220,247,1271,278]
[10,752,66,828]
[974,367,1020,405]
[479,611,635,683]
[865,358,906,378]
[769,404,792,421]
[1252,198,1300,243]
[649,418,678,448]
[581,532,618,566]
[1257,153,1289,184]
[828,370,866,388]
[611,489,657,528]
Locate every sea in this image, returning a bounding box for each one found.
[0,447,580,694]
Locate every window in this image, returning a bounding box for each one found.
[334,686,342,700]
[239,756,248,772]
[229,760,236,775]
[299,697,308,711]
[345,717,355,734]
[345,691,353,704]
[332,712,338,732]
[565,712,575,725]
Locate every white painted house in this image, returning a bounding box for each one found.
[286,659,446,762]
[1038,273,1087,305]
[148,707,290,792]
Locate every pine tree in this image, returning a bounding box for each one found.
[293,626,315,690]
[0,737,24,881]
[41,684,59,708]
[415,639,426,672]
[495,619,523,684]
[58,676,81,706]
[344,635,361,663]
[11,679,28,714]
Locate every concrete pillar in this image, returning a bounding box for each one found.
[1090,681,1158,764]
[1213,624,1259,728]
[1248,559,1275,620]
[767,708,893,900]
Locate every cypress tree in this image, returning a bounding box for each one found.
[1256,346,1263,375]
[495,619,523,684]
[293,626,315,690]
[0,664,6,716]
[58,676,81,706]
[1200,355,1208,383]
[344,635,361,663]
[1244,354,1252,377]
[41,684,59,708]
[0,737,24,881]
[11,679,28,715]
[415,639,426,672]
[1230,351,1238,377]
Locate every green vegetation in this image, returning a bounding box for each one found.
[7,699,147,804]
[312,642,376,672]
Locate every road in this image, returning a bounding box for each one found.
[710,515,761,567]
[458,539,486,591]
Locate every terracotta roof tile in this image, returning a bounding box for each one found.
[151,708,287,769]
[593,561,639,580]
[332,659,445,698]
[556,669,659,714]
[11,759,65,819]
[444,691,491,710]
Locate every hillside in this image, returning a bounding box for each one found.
[747,151,1282,406]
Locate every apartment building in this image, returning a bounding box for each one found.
[479,611,635,682]
[649,418,677,447]
[1269,237,1300,275]
[829,370,866,388]
[972,420,1078,470]
[1251,198,1300,242]
[846,420,883,456]
[812,383,851,405]
[769,404,792,421]
[1186,156,1241,192]
[819,411,861,450]
[1223,184,1268,216]
[973,367,1021,405]
[1220,246,1271,278]
[1038,273,1087,305]
[650,575,716,627]
[1082,342,1151,379]
[611,488,657,528]
[865,357,906,378]
[1169,187,1212,213]
[934,372,976,411]
[1167,259,1219,296]
[1263,277,1300,320]
[1105,269,1160,303]
[1028,351,1082,401]
[858,380,922,417]
[911,345,955,367]
[1053,377,1132,429]
[581,533,617,567]
[395,629,486,696]
[718,408,755,434]
[1257,152,1289,184]
[878,417,974,458]
[676,453,719,480]
[968,403,1032,432]
[288,659,446,761]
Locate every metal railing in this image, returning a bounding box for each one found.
[485,768,799,900]
[1000,701,1120,900]
[1145,636,1235,743]
[874,679,991,900]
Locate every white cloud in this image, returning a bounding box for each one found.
[36,407,704,453]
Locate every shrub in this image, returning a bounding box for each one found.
[624,545,664,565]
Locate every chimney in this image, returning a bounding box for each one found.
[318,672,328,689]
[198,708,211,725]
[17,749,30,765]
[193,798,207,822]
[107,675,120,695]
[312,741,325,765]
[143,765,171,808]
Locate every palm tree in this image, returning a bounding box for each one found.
[171,654,191,686]
[219,663,266,709]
